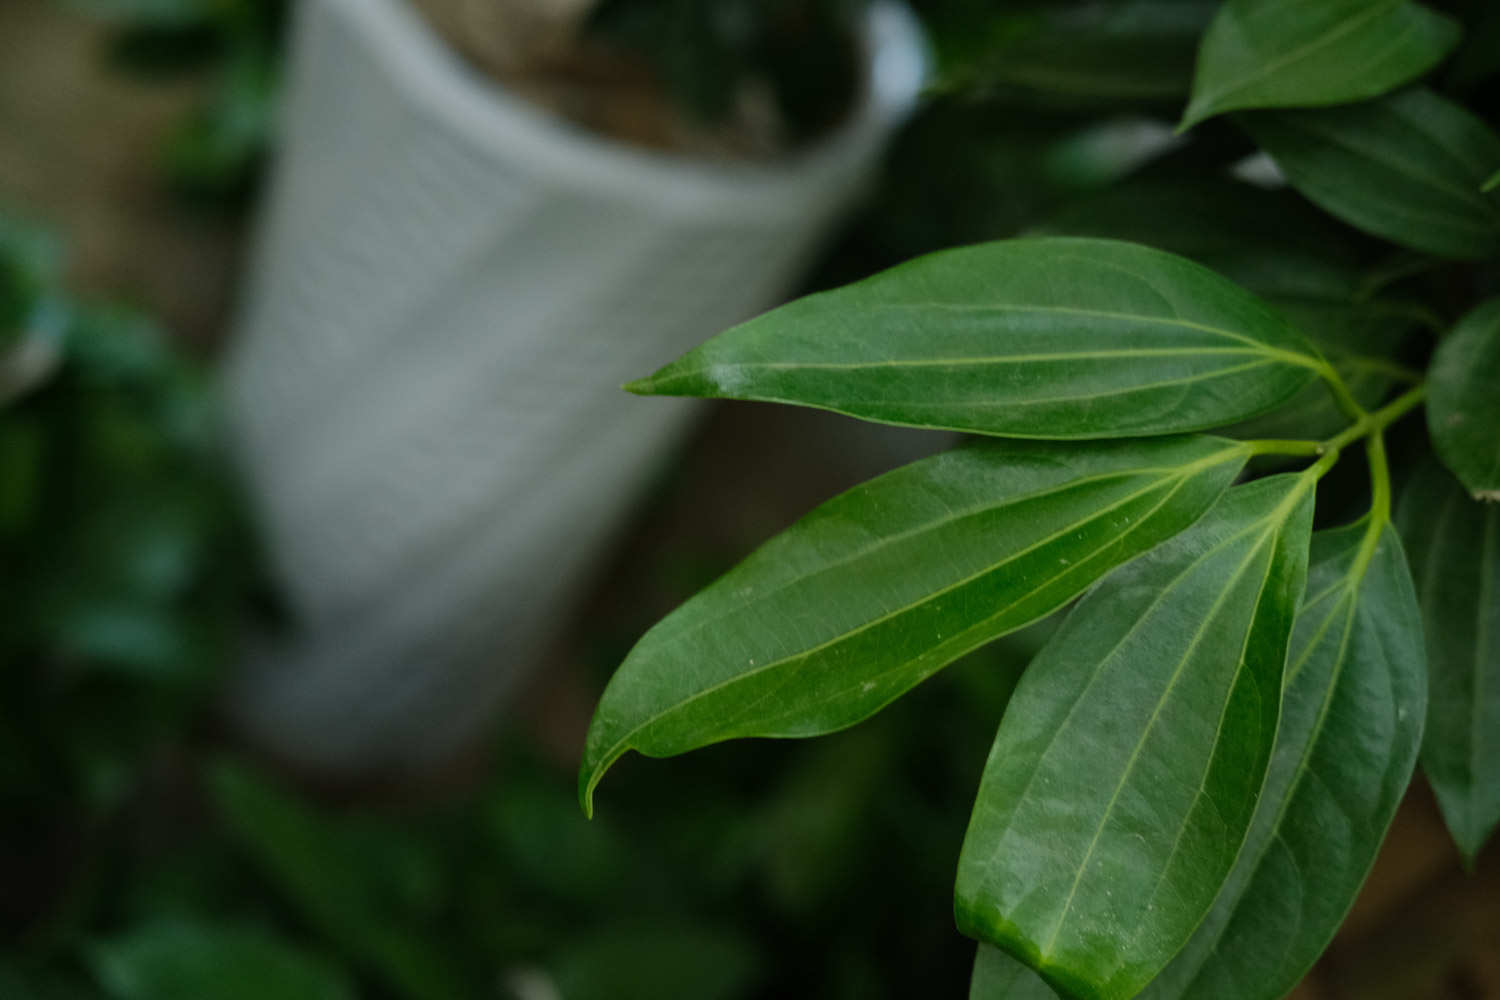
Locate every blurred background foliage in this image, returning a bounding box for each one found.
[2,0,1498,997]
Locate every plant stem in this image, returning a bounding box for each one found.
[1349,430,1393,580]
[1321,364,1370,422]
[1323,382,1427,454]
[1246,382,1428,462]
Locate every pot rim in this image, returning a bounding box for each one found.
[308,0,929,215]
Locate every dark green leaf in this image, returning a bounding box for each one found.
[1399,463,1500,864]
[548,924,760,1000]
[1142,519,1426,999]
[1242,88,1500,259]
[628,238,1326,439]
[88,921,354,1000]
[1182,0,1460,128]
[580,435,1252,814]
[1427,298,1500,499]
[1033,176,1428,441]
[1033,176,1365,302]
[955,474,1315,1000]
[970,945,1058,1000]
[208,763,471,1000]
[934,2,1215,106]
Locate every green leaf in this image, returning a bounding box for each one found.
[628,238,1326,439]
[1399,463,1500,864]
[1485,168,1500,193]
[970,945,1058,1000]
[1242,88,1500,260]
[1227,300,1423,442]
[1141,519,1426,999]
[548,923,760,1000]
[1033,175,1366,302]
[1032,176,1428,441]
[88,920,355,1000]
[1427,298,1500,500]
[580,435,1252,814]
[934,1,1216,106]
[208,763,472,1000]
[1182,0,1460,128]
[954,474,1315,1000]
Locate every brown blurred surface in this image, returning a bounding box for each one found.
[2,1,1495,995]
[0,0,243,350]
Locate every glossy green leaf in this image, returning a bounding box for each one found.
[1227,300,1423,442]
[1242,88,1500,260]
[1182,0,1460,128]
[955,474,1315,1000]
[628,238,1326,439]
[1399,463,1500,864]
[580,435,1253,814]
[88,921,355,1000]
[1427,298,1500,499]
[1142,519,1426,999]
[970,945,1058,1000]
[1032,177,1427,441]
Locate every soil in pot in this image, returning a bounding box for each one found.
[408,0,867,159]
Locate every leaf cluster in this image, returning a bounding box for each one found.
[0,212,254,925]
[581,2,1500,997]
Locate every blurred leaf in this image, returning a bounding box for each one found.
[1142,521,1426,999]
[1242,88,1500,259]
[0,960,101,1000]
[1182,0,1459,128]
[208,763,472,1000]
[933,1,1216,106]
[65,0,219,27]
[165,50,275,200]
[0,419,42,536]
[1033,174,1364,299]
[751,724,894,915]
[1427,298,1500,499]
[955,476,1314,1000]
[627,238,1326,439]
[547,923,760,1000]
[969,945,1057,999]
[88,920,354,1000]
[581,435,1250,813]
[1399,462,1500,864]
[1445,3,1500,90]
[486,777,646,906]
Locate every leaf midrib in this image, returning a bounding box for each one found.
[593,451,1244,780]
[1039,517,1279,963]
[1192,0,1407,114]
[647,454,1237,653]
[1178,581,1361,995]
[750,472,1215,731]
[1270,114,1500,210]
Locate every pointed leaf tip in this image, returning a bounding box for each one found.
[604,238,1321,439]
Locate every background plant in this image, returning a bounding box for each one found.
[581,2,1500,998]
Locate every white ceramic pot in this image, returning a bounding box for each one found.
[222,0,927,774]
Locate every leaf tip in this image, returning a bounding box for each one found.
[577,741,627,819]
[1176,101,1212,135]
